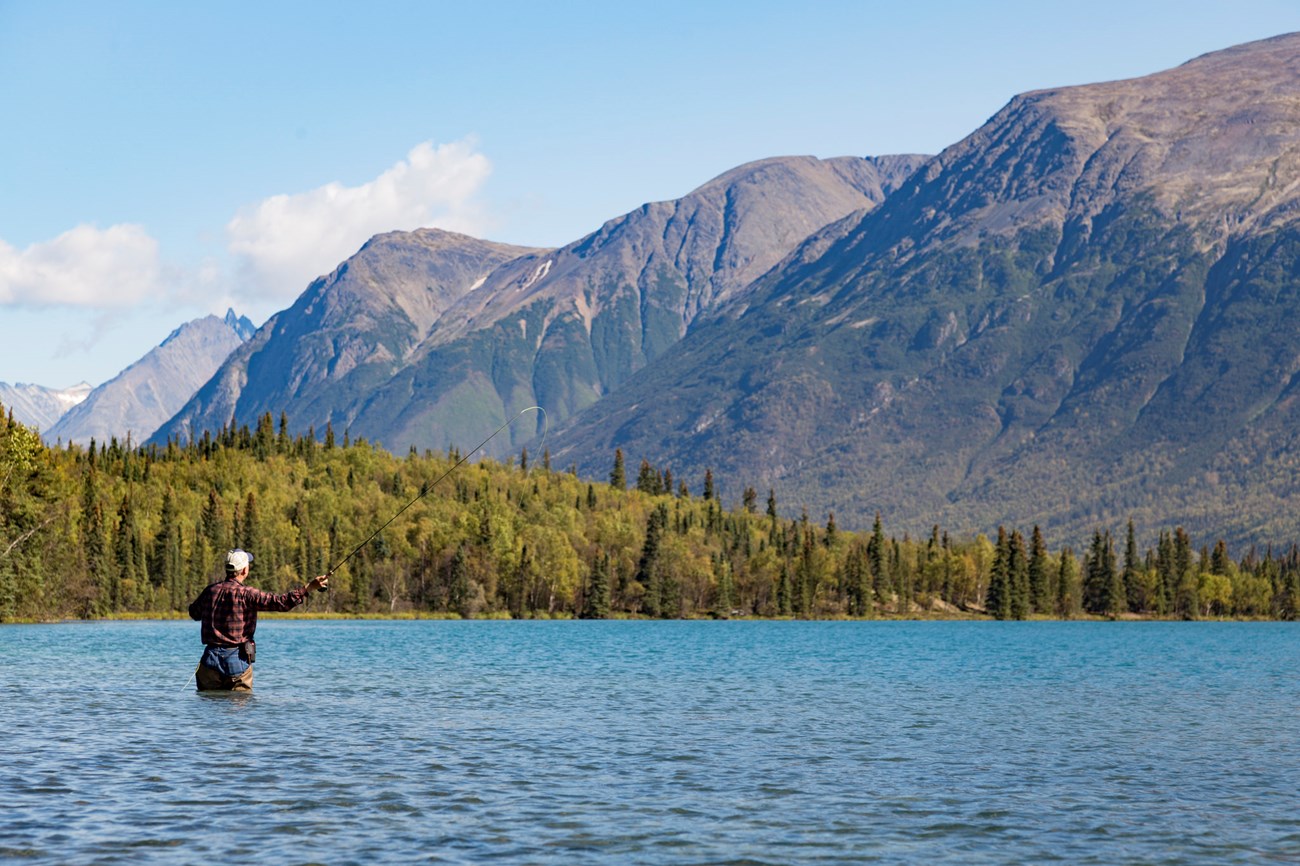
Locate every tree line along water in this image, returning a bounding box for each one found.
[1,406,1298,622]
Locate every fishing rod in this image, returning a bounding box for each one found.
[323,405,547,581]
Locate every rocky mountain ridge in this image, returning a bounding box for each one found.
[45,310,255,446]
[0,381,92,431]
[157,232,542,445]
[152,154,927,452]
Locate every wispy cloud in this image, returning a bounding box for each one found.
[0,224,164,307]
[225,139,492,301]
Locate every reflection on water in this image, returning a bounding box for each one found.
[1,620,1298,864]
[195,690,255,708]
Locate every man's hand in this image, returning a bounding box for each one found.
[307,574,330,593]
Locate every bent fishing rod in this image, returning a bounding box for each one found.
[323,405,547,582]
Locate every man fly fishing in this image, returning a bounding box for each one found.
[188,548,329,691]
[185,407,545,692]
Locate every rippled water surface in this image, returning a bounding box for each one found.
[2,620,1298,864]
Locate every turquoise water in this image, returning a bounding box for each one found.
[1,620,1297,864]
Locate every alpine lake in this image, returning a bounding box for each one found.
[1,619,1297,865]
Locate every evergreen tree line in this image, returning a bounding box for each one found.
[2,407,1298,622]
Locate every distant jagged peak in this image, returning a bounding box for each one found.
[223,308,256,340]
[0,379,91,394]
[0,380,92,431]
[158,309,258,349]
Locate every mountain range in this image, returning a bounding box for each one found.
[48,309,255,446]
[0,381,92,431]
[125,31,1300,548]
[153,154,925,452]
[1,310,254,445]
[551,32,1300,548]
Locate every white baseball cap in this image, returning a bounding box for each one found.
[225,549,254,572]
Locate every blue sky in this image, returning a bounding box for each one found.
[1,0,1295,390]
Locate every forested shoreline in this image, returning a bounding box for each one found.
[1,406,1298,623]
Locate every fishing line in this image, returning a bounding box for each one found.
[324,405,547,579]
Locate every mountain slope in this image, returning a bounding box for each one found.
[0,381,91,431]
[550,33,1300,549]
[357,154,926,453]
[154,231,543,444]
[153,154,927,453]
[47,310,255,445]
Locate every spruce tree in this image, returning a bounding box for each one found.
[1106,532,1126,617]
[1123,520,1144,613]
[277,412,291,453]
[1173,527,1199,618]
[1057,547,1079,618]
[114,496,142,610]
[777,560,793,616]
[81,470,109,615]
[868,513,886,602]
[1028,525,1049,614]
[609,449,626,490]
[845,541,872,617]
[795,517,814,616]
[1156,530,1175,615]
[635,504,667,616]
[1210,539,1231,576]
[253,412,273,459]
[636,459,660,494]
[1083,531,1111,615]
[200,490,225,553]
[150,490,183,609]
[1009,529,1030,620]
[584,553,611,619]
[1081,530,1124,617]
[987,527,1012,620]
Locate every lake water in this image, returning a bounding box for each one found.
[1,620,1297,865]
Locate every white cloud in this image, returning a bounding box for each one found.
[0,223,164,308]
[226,139,492,300]
[0,138,491,322]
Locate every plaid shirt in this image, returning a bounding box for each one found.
[188,576,308,647]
